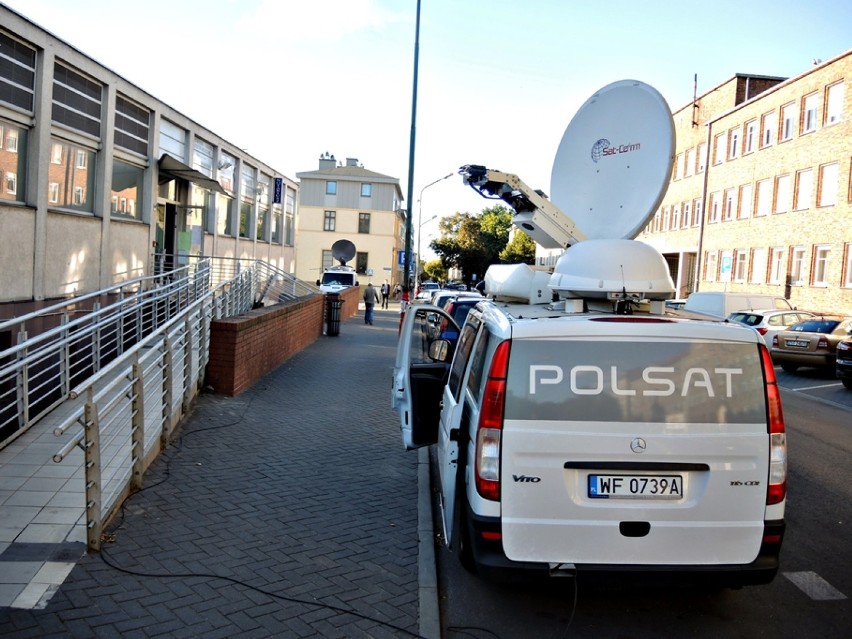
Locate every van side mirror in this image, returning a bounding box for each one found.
[428,339,452,362]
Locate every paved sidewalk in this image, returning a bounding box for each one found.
[0,305,438,638]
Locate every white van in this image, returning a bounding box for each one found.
[678,291,792,320]
[394,300,787,585]
[316,266,358,294]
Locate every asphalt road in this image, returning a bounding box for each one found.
[434,372,852,639]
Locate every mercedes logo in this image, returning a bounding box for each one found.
[630,438,647,453]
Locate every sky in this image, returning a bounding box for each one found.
[6,0,852,252]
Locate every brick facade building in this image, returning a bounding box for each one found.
[639,49,851,315]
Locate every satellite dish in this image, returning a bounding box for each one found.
[550,80,675,240]
[331,239,356,266]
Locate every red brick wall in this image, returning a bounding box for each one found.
[207,295,325,396]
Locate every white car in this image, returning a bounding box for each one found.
[727,309,815,347]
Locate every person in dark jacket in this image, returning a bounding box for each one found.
[363,282,378,325]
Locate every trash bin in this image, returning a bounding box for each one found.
[325,293,342,336]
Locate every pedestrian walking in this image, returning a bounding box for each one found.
[381,280,391,309]
[363,282,378,325]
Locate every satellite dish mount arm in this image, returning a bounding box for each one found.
[458,165,586,249]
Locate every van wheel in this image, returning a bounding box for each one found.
[453,497,477,574]
[780,363,798,373]
[842,378,852,390]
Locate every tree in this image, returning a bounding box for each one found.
[423,259,447,283]
[499,229,536,264]
[430,205,515,284]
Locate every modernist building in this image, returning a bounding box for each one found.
[0,5,299,319]
[295,154,405,288]
[639,49,851,314]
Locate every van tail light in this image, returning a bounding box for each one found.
[760,344,787,505]
[756,327,768,335]
[475,340,510,501]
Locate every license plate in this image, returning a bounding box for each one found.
[588,474,683,499]
[786,339,808,347]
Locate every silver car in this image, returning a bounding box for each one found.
[726,309,815,347]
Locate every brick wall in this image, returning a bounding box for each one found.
[207,295,325,396]
[206,286,364,396]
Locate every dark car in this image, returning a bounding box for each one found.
[433,296,483,343]
[836,338,852,390]
[770,315,852,373]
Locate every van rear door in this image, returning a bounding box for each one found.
[499,331,772,566]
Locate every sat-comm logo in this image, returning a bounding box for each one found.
[591,138,641,163]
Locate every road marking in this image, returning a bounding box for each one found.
[784,571,847,600]
[791,382,843,391]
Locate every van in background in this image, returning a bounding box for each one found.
[675,292,793,320]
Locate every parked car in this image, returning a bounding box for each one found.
[665,299,686,311]
[726,309,815,347]
[429,295,483,343]
[836,338,852,390]
[425,291,483,341]
[414,281,441,302]
[770,315,852,373]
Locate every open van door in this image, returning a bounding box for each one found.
[392,304,459,450]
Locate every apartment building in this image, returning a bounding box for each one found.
[295,154,405,288]
[640,49,851,314]
[0,5,298,319]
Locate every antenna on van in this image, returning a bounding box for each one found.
[616,264,633,315]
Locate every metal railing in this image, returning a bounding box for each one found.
[0,258,319,451]
[0,261,212,449]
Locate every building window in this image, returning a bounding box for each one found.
[218,151,236,193]
[728,126,741,160]
[76,149,87,169]
[705,251,718,282]
[51,143,63,164]
[52,63,102,138]
[324,210,336,231]
[734,250,748,282]
[256,174,270,241]
[111,159,143,220]
[812,245,831,286]
[0,30,36,112]
[712,132,726,164]
[780,103,796,141]
[751,248,767,284]
[769,247,785,284]
[358,212,371,233]
[844,244,852,287]
[361,183,372,197]
[818,162,838,206]
[760,111,776,148]
[674,153,684,180]
[662,206,670,231]
[326,180,337,195]
[685,148,696,177]
[724,189,736,221]
[775,174,791,214]
[697,143,707,173]
[356,251,368,274]
[692,199,701,227]
[271,205,283,243]
[321,250,334,271]
[114,95,149,156]
[794,169,813,211]
[0,120,27,203]
[708,192,720,223]
[739,183,753,219]
[672,204,681,229]
[48,139,95,212]
[285,188,295,245]
[681,202,691,227]
[802,93,819,134]
[789,246,807,285]
[49,182,59,203]
[217,194,235,236]
[744,120,757,154]
[825,82,845,125]
[756,179,772,216]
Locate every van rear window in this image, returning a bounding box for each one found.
[505,340,766,424]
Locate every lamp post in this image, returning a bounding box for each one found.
[416,214,437,281]
[416,172,452,284]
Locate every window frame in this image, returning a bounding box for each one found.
[811,245,831,286]
[326,180,337,195]
[323,210,336,232]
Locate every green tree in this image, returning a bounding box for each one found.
[430,204,515,285]
[423,259,447,283]
[499,229,536,264]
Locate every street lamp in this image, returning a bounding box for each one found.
[416,172,452,284]
[416,214,437,280]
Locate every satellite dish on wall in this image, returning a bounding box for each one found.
[550,80,675,240]
[331,239,356,266]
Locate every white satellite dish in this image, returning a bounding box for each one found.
[550,79,675,240]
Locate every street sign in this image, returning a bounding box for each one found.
[398,250,409,266]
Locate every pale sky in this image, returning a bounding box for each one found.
[6,0,852,251]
